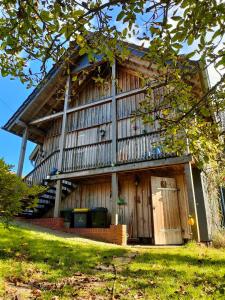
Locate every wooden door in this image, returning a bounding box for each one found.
[120,175,152,239]
[135,175,152,238]
[151,176,183,245]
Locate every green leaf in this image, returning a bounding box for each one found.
[116,11,125,21]
[187,34,194,45]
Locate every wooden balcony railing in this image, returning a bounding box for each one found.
[24,133,177,184]
[62,132,176,172]
[117,132,176,164]
[24,150,59,185]
[62,141,112,172]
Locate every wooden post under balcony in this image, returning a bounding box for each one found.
[111,59,117,166]
[17,126,28,177]
[111,59,118,224]
[54,74,71,218]
[184,162,200,242]
[111,173,118,225]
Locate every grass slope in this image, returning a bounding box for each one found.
[0,223,225,299]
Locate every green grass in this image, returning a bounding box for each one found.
[0,223,225,299]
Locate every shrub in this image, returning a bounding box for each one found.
[212,230,225,248]
[0,158,45,224]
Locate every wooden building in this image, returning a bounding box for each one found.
[3,43,214,245]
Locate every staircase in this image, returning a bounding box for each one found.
[22,151,76,218]
[22,179,76,218]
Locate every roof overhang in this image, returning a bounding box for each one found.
[2,41,205,144]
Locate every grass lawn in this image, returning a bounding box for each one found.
[0,223,225,299]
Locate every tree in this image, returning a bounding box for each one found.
[0,0,224,181]
[0,158,45,224]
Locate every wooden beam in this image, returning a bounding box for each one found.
[54,75,71,218]
[111,173,118,225]
[30,86,147,125]
[111,59,117,165]
[184,162,200,242]
[17,127,28,177]
[51,155,192,181]
[54,180,62,217]
[16,120,45,136]
[57,75,71,172]
[30,111,63,125]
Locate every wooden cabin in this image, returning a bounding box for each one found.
[3,43,215,245]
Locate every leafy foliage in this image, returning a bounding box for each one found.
[0,0,224,179]
[0,158,45,224]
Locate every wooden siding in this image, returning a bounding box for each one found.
[151,176,183,245]
[61,179,111,212]
[35,65,170,173]
[60,170,189,241]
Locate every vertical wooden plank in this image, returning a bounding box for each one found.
[151,176,183,245]
[184,163,200,242]
[58,75,71,172]
[111,172,118,224]
[175,174,191,239]
[111,59,117,165]
[54,180,62,218]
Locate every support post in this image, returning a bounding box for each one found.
[192,168,211,241]
[17,126,28,177]
[54,180,62,218]
[111,172,118,225]
[111,59,117,166]
[54,74,71,217]
[57,75,71,172]
[184,162,200,242]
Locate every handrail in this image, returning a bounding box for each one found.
[24,131,177,182]
[24,150,59,181]
[24,150,59,185]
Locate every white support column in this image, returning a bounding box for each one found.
[54,74,71,218]
[17,126,28,177]
[184,162,200,242]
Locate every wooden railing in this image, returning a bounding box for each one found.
[117,132,176,164]
[61,132,176,172]
[24,133,176,182]
[62,141,112,172]
[24,150,59,185]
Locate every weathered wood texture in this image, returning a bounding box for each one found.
[34,65,170,173]
[151,176,183,245]
[60,170,189,241]
[17,127,28,177]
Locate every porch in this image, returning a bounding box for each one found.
[23,163,200,246]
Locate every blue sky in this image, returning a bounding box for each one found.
[0,77,35,175]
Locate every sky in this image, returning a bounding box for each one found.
[0,78,35,175]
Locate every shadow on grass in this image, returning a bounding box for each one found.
[0,224,127,278]
[1,223,225,287]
